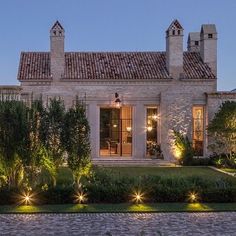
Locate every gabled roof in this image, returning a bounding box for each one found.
[17,51,216,81]
[51,20,64,31]
[167,19,183,30]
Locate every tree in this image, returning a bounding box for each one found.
[44,98,66,168]
[0,101,28,188]
[62,100,91,187]
[23,100,56,188]
[208,101,236,160]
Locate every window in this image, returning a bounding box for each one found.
[146,107,158,157]
[194,41,199,46]
[100,107,132,157]
[172,30,175,35]
[192,106,204,156]
[208,34,213,39]
[178,30,181,35]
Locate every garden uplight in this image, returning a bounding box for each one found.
[132,190,145,203]
[74,191,87,204]
[188,192,199,203]
[18,192,35,205]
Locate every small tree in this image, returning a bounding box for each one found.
[0,101,28,188]
[44,98,66,168]
[208,101,236,161]
[23,100,56,188]
[62,101,91,187]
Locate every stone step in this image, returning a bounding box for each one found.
[92,158,174,167]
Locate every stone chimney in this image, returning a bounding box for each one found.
[50,21,65,82]
[187,32,200,52]
[200,24,217,76]
[166,19,184,79]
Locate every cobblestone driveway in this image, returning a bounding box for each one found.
[0,212,235,236]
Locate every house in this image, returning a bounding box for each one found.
[1,19,236,162]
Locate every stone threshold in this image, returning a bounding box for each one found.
[209,166,236,177]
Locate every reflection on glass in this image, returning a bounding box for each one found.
[192,106,204,156]
[100,107,132,157]
[146,107,158,157]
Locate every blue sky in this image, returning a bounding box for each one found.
[0,0,235,90]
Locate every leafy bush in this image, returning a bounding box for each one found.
[210,153,236,169]
[173,130,194,165]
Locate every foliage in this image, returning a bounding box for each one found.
[44,98,66,168]
[210,153,236,169]
[208,101,236,160]
[173,130,194,165]
[62,100,91,186]
[147,142,164,159]
[0,101,28,188]
[0,98,91,190]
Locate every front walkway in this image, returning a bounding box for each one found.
[0,212,235,235]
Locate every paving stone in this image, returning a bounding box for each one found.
[0,212,235,235]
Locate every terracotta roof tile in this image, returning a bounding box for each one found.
[17,51,216,81]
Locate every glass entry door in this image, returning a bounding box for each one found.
[100,107,132,157]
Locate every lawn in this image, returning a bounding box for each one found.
[57,166,236,186]
[0,203,236,213]
[100,166,236,182]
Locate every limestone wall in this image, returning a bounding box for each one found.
[20,79,217,160]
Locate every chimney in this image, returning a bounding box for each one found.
[187,32,200,52]
[200,24,217,76]
[166,19,184,79]
[50,21,65,82]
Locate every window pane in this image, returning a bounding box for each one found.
[100,107,132,157]
[146,107,158,157]
[192,106,204,156]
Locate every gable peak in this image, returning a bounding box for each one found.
[51,21,64,31]
[167,19,183,31]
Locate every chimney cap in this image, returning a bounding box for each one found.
[167,19,184,31]
[201,24,217,34]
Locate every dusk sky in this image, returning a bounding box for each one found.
[0,0,235,90]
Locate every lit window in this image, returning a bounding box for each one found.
[192,106,204,156]
[146,107,159,157]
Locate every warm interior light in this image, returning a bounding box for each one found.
[126,126,132,132]
[152,114,158,120]
[147,126,153,132]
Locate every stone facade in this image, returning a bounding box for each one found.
[1,19,236,161]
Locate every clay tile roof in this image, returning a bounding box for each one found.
[18,52,51,80]
[17,51,216,81]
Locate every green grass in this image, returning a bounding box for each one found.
[54,167,236,187]
[101,167,236,182]
[0,203,235,213]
